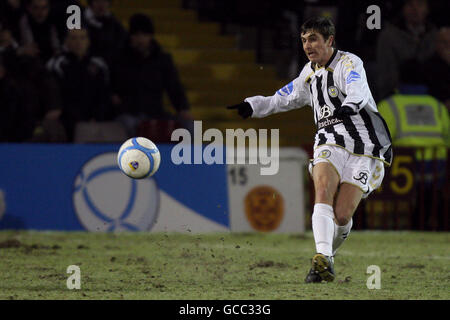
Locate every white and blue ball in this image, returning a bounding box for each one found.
[117,137,161,179]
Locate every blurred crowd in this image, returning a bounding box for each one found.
[0,0,191,143]
[0,0,449,144]
[194,0,449,104]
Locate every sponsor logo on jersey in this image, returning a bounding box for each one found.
[346,71,361,84]
[276,81,294,96]
[317,105,343,129]
[245,185,284,232]
[318,105,333,120]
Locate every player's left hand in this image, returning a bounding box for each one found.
[226,102,253,119]
[333,105,357,118]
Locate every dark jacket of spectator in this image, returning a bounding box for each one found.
[84,6,127,66]
[1,51,61,141]
[0,0,25,41]
[422,28,450,108]
[423,53,450,105]
[112,39,189,118]
[46,50,110,140]
[376,2,437,100]
[19,11,60,63]
[0,15,29,79]
[0,55,23,141]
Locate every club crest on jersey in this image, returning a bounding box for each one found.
[328,86,339,98]
[276,81,294,96]
[318,149,331,159]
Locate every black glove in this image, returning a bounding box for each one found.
[333,105,357,119]
[226,102,253,119]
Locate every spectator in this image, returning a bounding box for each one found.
[0,44,63,142]
[376,0,437,100]
[46,27,110,141]
[423,27,450,109]
[0,0,25,41]
[18,0,60,63]
[378,94,449,229]
[112,14,192,137]
[84,0,127,65]
[0,54,22,141]
[0,17,19,65]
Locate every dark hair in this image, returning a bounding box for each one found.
[300,16,336,46]
[129,14,154,35]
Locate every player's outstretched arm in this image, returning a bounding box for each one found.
[226,65,312,119]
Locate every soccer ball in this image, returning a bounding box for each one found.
[117,137,161,179]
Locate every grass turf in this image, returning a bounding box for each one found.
[0,231,448,300]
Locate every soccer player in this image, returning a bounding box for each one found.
[227,17,392,283]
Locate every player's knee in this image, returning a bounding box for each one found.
[314,184,334,203]
[314,178,336,203]
[334,203,357,226]
[335,214,351,226]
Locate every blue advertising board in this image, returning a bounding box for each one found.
[0,144,229,231]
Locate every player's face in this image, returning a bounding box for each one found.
[301,30,334,65]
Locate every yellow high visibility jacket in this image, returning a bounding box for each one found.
[378,95,449,161]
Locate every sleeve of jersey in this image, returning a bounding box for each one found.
[340,58,371,112]
[244,68,311,118]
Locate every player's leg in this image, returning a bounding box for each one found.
[312,162,340,256]
[332,183,363,256]
[331,157,385,256]
[306,162,340,282]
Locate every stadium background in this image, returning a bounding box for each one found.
[0,0,448,231]
[0,0,448,301]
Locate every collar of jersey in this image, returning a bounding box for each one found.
[312,48,338,72]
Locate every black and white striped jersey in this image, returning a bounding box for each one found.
[245,49,393,166]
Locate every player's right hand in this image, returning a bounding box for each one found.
[333,105,357,119]
[226,102,253,119]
